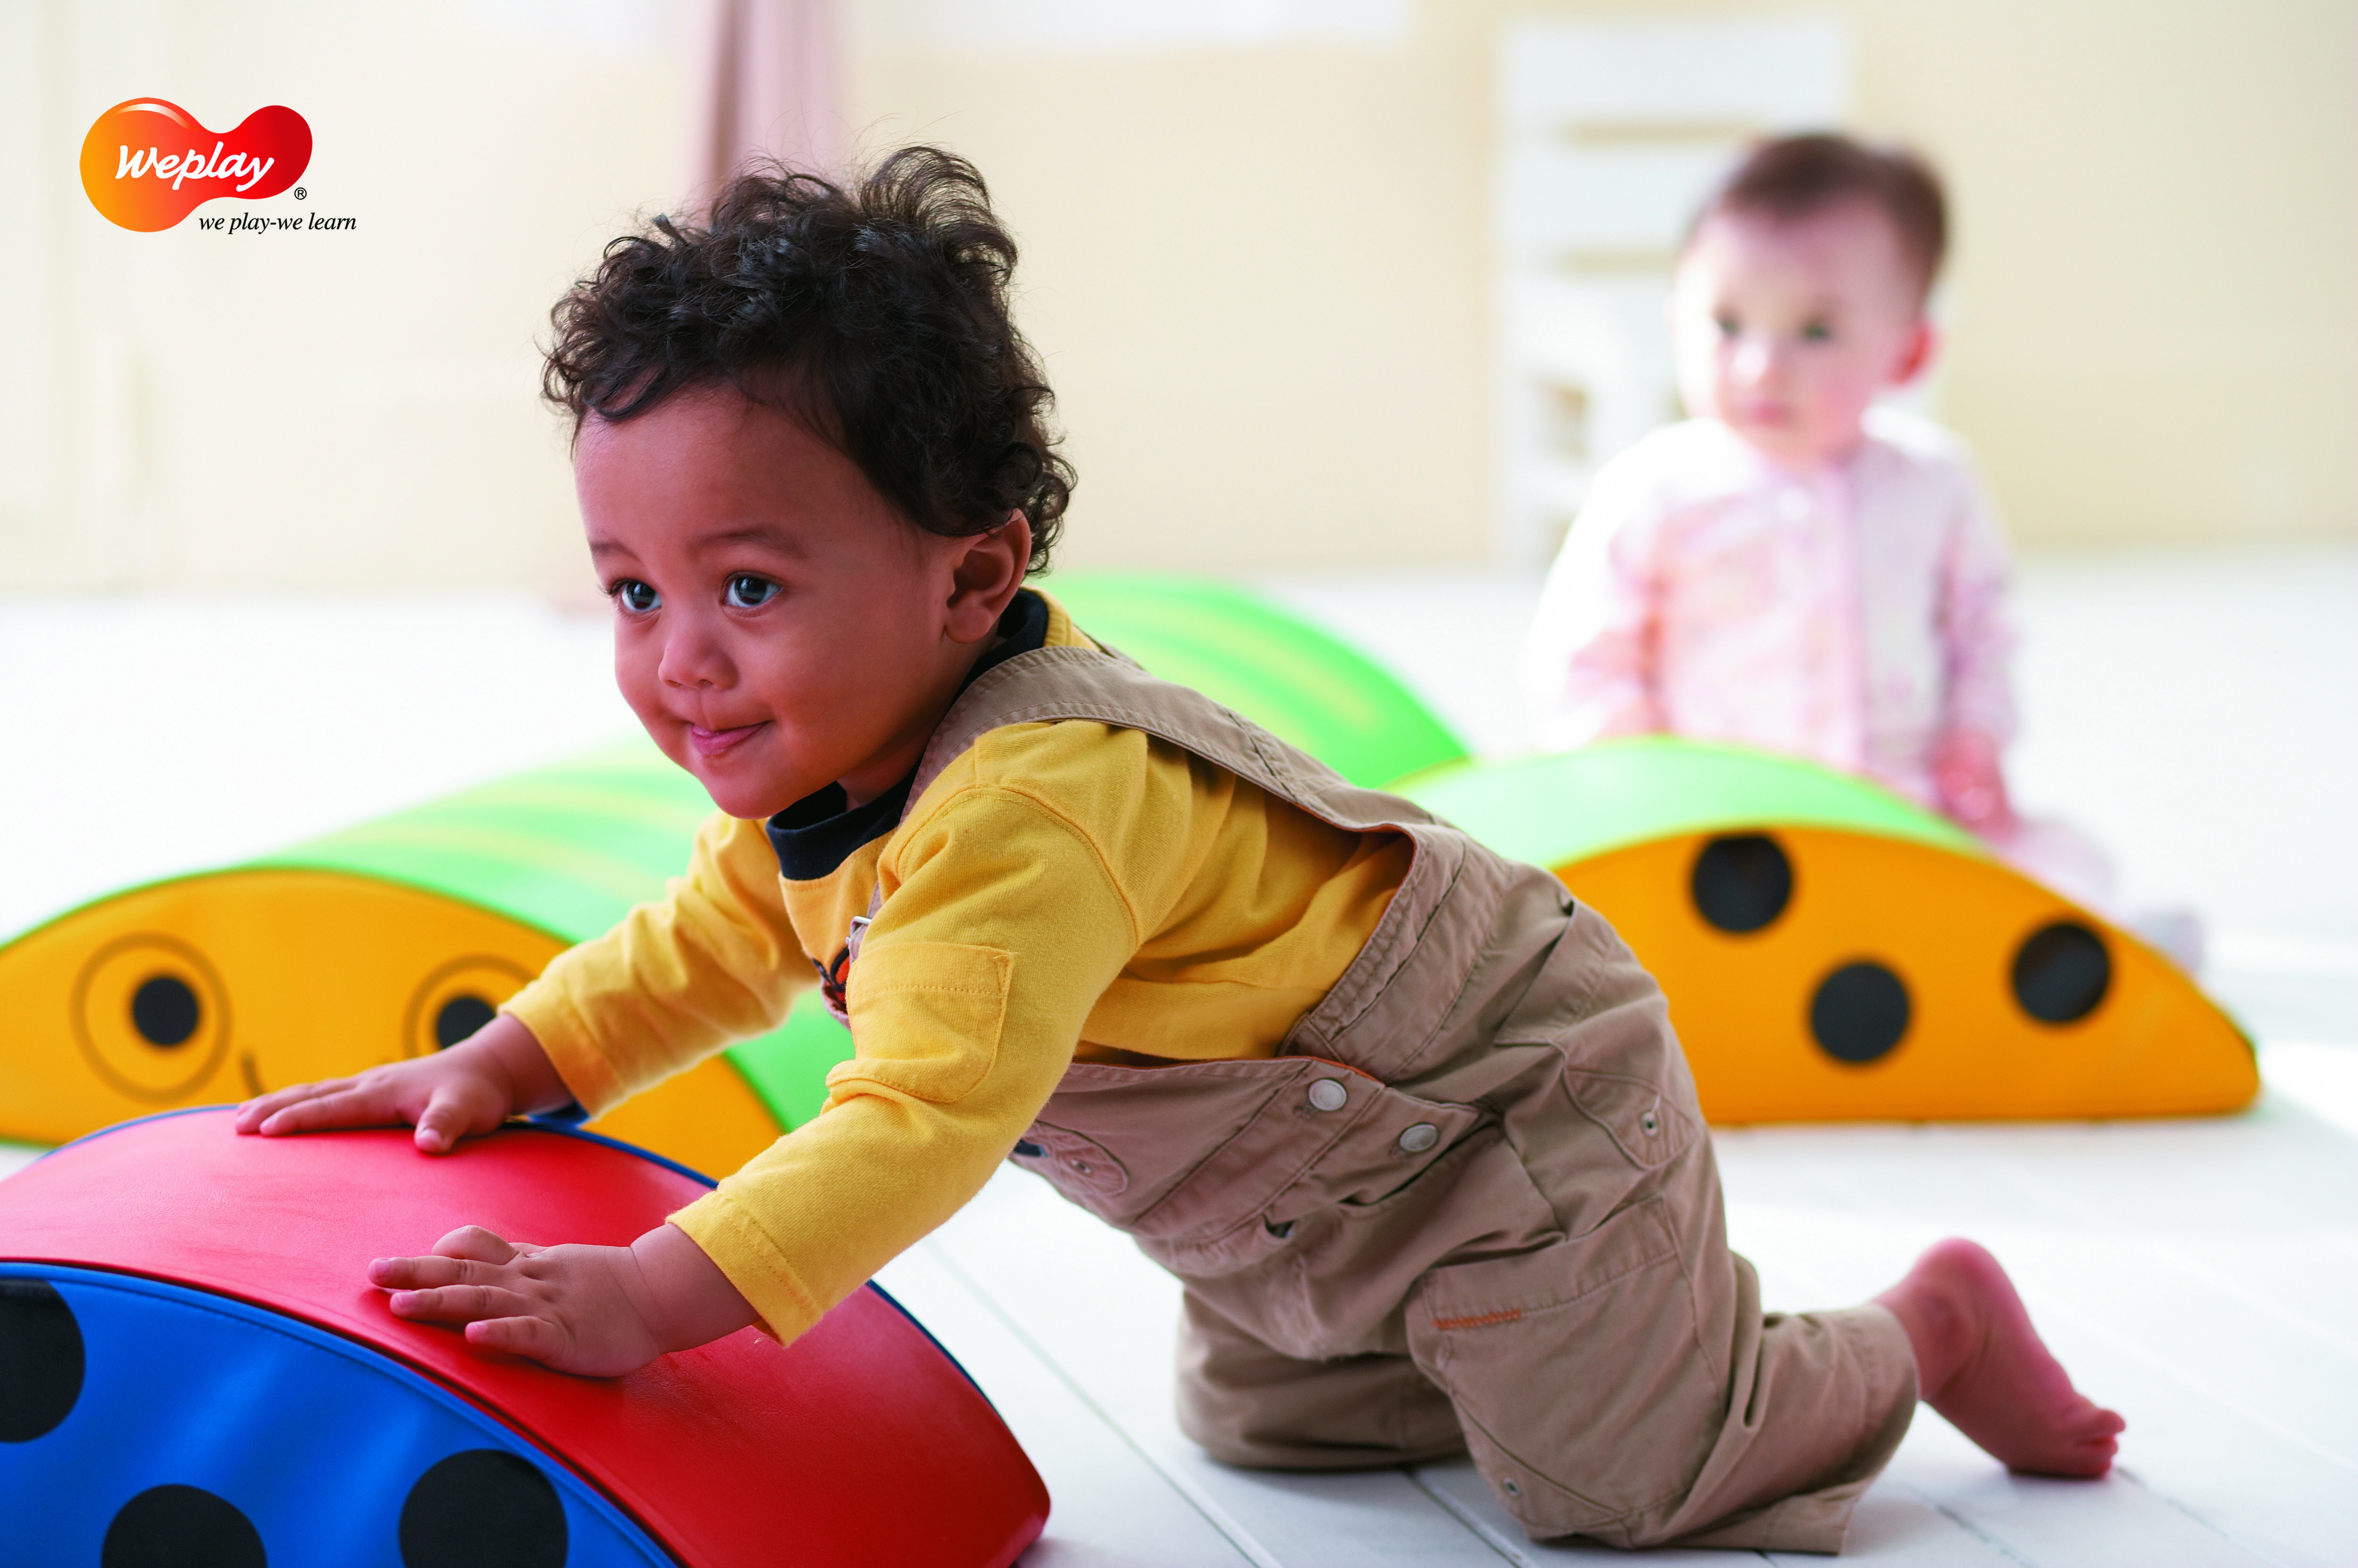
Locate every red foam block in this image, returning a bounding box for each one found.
[0,1109,1047,1568]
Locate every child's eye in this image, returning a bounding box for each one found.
[724,574,779,610]
[1801,319,1835,343]
[611,579,661,614]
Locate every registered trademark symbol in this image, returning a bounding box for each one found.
[292,186,306,201]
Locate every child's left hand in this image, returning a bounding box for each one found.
[369,1220,758,1377]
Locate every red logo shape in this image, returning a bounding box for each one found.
[80,99,312,231]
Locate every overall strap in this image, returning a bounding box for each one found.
[904,639,1438,835]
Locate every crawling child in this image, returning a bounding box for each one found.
[1521,134,2146,929]
[239,148,2122,1552]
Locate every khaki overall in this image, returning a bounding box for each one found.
[880,638,1917,1552]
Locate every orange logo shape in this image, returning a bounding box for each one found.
[80,99,311,231]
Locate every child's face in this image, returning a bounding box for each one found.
[1670,201,1932,466]
[574,391,1029,818]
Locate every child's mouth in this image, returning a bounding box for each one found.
[687,722,766,759]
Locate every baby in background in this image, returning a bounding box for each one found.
[1521,134,2188,957]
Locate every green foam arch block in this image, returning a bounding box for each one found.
[252,741,714,944]
[1047,574,1467,789]
[1397,736,1983,870]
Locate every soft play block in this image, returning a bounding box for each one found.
[0,1108,1047,1567]
[1047,574,1468,789]
[0,743,848,1171]
[1402,738,2256,1123]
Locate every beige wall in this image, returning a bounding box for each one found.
[1841,0,2358,548]
[0,0,684,591]
[857,0,2358,567]
[5,2,2351,590]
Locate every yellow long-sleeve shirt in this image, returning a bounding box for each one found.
[504,593,1410,1343]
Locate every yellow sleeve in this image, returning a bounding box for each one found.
[667,781,1144,1343]
[501,810,811,1115]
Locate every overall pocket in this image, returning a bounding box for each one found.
[1022,1056,1351,1236]
[1405,1196,1721,1541]
[1007,1119,1129,1214]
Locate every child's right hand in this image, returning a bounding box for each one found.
[233,1012,573,1155]
[1932,727,2016,833]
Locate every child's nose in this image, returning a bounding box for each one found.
[656,617,734,689]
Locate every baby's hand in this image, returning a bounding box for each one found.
[1932,727,2015,833]
[371,1222,758,1378]
[233,1013,569,1155]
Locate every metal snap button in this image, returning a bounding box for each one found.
[1306,1077,1349,1112]
[1640,1111,1660,1136]
[1264,1217,1295,1239]
[1396,1122,1439,1154]
[1069,1159,1093,1175]
[1502,1478,1521,1498]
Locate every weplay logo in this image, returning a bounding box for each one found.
[79,98,312,231]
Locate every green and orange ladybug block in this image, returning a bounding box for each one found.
[1402,737,2255,1123]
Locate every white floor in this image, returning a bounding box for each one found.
[3,544,2354,1564]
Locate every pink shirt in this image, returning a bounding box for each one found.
[1521,409,2017,810]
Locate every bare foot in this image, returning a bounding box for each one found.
[1874,1238,2125,1477]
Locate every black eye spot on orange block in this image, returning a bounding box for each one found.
[0,1279,84,1442]
[401,1449,568,1568]
[1811,962,1910,1064]
[2013,921,2111,1025]
[129,975,201,1048]
[433,995,499,1050]
[1692,834,1793,933]
[103,1485,265,1568]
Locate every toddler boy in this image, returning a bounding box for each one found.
[242,148,2122,1552]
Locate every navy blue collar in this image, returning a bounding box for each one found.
[763,588,1051,882]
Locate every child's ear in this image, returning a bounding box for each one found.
[943,513,1034,644]
[1891,318,1939,387]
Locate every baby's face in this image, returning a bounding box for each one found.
[574,390,1025,818]
[1670,201,1931,466]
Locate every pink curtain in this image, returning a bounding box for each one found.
[684,0,843,202]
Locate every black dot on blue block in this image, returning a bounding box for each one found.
[2012,921,2110,1025]
[103,1485,265,1568]
[433,995,499,1050]
[0,1278,84,1443]
[401,1449,567,1568]
[1810,961,1911,1065]
[1691,834,1793,934]
[130,974,201,1048]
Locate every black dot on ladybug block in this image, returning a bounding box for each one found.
[0,1279,84,1443]
[129,975,201,1048]
[401,1449,567,1568]
[1691,834,1793,934]
[433,995,499,1050]
[1810,961,1911,1065]
[2012,921,2111,1025]
[103,1485,265,1568]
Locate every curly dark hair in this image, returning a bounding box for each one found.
[543,146,1072,572]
